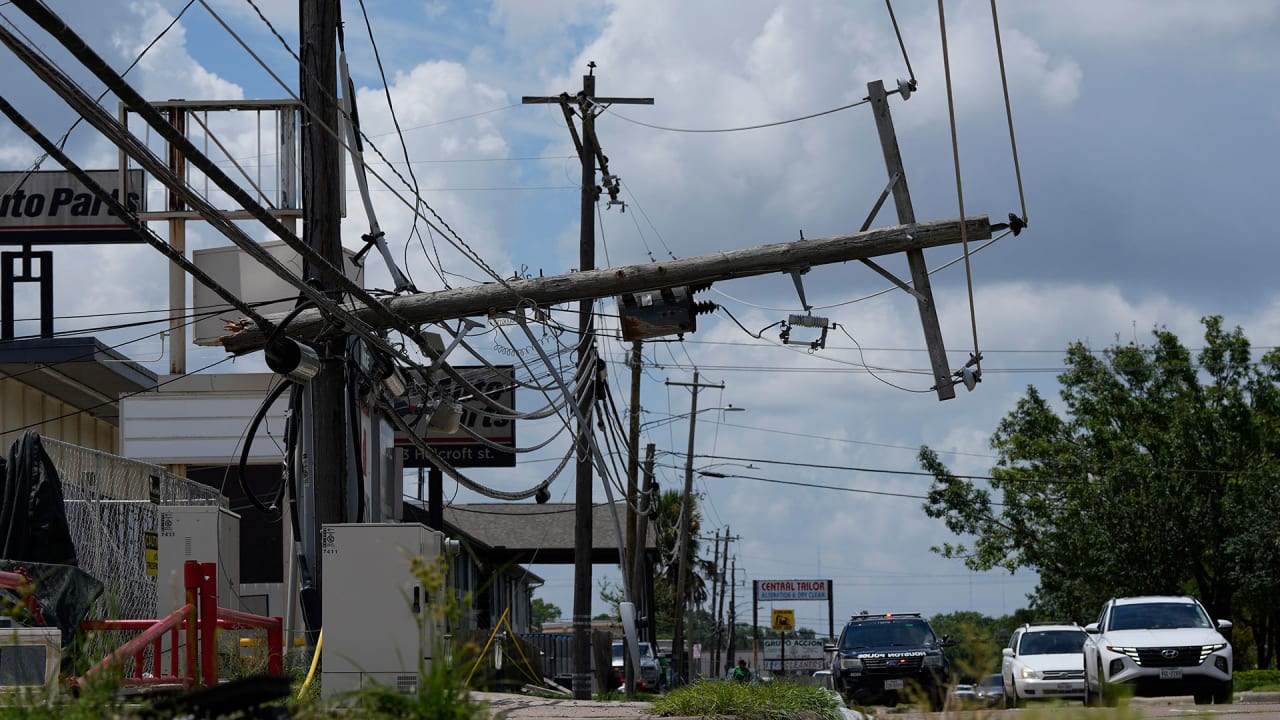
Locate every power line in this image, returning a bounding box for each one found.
[0,354,233,436]
[595,96,870,134]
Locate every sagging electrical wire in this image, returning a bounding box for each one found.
[0,97,272,332]
[4,3,517,400]
[223,0,514,292]
[236,378,293,519]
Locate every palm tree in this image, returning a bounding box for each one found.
[652,488,711,631]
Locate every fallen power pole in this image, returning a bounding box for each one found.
[221,215,992,355]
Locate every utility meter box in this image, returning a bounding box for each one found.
[157,505,241,613]
[321,523,445,697]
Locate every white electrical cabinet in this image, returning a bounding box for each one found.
[157,505,241,614]
[321,523,445,697]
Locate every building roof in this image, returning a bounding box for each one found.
[435,502,657,565]
[0,337,156,425]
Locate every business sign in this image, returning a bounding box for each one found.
[762,658,825,671]
[762,638,825,659]
[0,170,145,244]
[393,365,516,468]
[758,579,831,601]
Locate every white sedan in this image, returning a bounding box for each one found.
[1001,623,1087,707]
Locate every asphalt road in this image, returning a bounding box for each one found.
[475,692,1280,719]
[872,693,1280,719]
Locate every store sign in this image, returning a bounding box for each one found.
[758,579,830,601]
[394,365,516,468]
[0,170,145,244]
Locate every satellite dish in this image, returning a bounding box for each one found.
[961,366,979,392]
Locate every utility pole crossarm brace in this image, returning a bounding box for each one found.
[222,215,992,354]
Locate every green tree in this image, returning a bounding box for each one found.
[530,598,561,631]
[920,317,1280,667]
[651,487,713,634]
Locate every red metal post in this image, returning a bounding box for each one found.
[169,626,180,678]
[185,560,201,686]
[199,561,218,688]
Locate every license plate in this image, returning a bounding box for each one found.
[884,679,904,690]
[1056,683,1074,690]
[1159,668,1183,680]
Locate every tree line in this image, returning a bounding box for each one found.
[920,316,1280,669]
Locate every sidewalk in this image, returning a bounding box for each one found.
[474,692,657,720]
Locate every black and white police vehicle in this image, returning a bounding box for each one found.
[824,612,954,710]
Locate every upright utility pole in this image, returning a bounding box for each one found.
[709,529,721,673]
[714,526,733,674]
[300,0,348,609]
[668,372,724,686]
[623,339,643,697]
[634,442,657,647]
[522,66,652,701]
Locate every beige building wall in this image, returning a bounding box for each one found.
[0,376,117,454]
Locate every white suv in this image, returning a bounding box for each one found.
[1082,596,1233,706]
[1001,623,1087,707]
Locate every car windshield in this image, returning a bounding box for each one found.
[1109,602,1212,631]
[1019,629,1086,654]
[981,674,1002,689]
[840,621,936,649]
[613,642,655,661]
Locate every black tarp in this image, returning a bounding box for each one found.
[0,431,103,647]
[0,430,78,565]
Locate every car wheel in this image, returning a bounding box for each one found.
[1099,678,1119,708]
[1004,685,1016,709]
[1194,692,1211,705]
[1213,679,1234,704]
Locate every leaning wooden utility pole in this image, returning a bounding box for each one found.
[299,0,348,612]
[867,79,955,400]
[522,65,653,701]
[221,216,992,356]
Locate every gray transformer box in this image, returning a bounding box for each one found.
[321,523,445,697]
[157,505,242,613]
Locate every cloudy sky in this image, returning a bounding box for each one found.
[2,0,1279,633]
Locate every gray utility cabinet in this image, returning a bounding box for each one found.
[321,523,445,697]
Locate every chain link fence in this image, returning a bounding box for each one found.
[44,437,226,620]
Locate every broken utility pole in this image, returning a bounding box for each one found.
[221,216,992,356]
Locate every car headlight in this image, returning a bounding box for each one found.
[839,657,863,671]
[1200,644,1227,663]
[1020,667,1042,680]
[923,655,944,668]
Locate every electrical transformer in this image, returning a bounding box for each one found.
[156,505,241,613]
[321,523,446,697]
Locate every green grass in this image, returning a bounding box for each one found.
[649,679,842,720]
[1236,668,1280,692]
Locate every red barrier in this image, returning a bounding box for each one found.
[76,560,284,688]
[0,570,28,589]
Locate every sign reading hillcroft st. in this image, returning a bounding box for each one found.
[757,579,831,601]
